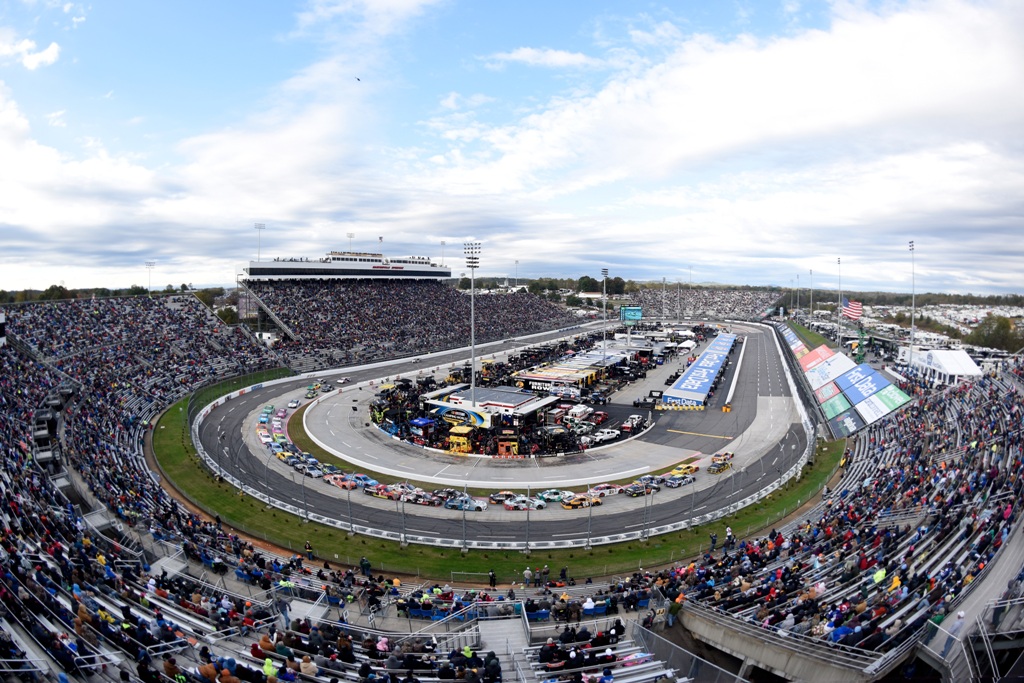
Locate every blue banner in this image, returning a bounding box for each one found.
[835,364,878,392]
[664,333,736,405]
[843,372,891,405]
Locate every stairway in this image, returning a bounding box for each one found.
[477,618,532,681]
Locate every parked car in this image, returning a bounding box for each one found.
[633,397,656,409]
[591,428,620,444]
[561,495,602,510]
[591,411,609,425]
[503,496,546,511]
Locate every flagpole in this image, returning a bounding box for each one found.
[837,257,842,345]
[809,269,813,318]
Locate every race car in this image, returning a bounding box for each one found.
[633,475,664,491]
[623,483,658,497]
[588,483,625,497]
[346,473,379,488]
[711,452,736,464]
[670,463,699,476]
[443,496,488,512]
[707,462,732,475]
[561,495,602,510]
[304,390,317,399]
[324,473,357,490]
[664,474,695,488]
[488,490,518,504]
[503,496,546,511]
[402,491,443,506]
[362,483,395,499]
[432,488,463,501]
[537,489,573,503]
[287,399,300,409]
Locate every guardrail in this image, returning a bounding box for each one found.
[190,323,818,551]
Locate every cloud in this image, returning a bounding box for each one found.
[45,110,66,127]
[4,38,61,69]
[484,47,605,70]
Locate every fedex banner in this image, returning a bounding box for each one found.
[805,354,857,390]
[664,333,737,405]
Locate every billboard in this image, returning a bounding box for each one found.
[814,382,841,404]
[805,354,857,390]
[798,345,835,372]
[620,306,642,327]
[829,409,866,438]
[822,393,852,420]
[843,372,891,405]
[836,364,878,392]
[664,333,737,405]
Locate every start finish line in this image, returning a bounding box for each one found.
[662,333,737,407]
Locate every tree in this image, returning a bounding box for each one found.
[163,284,176,293]
[610,277,626,295]
[180,283,190,292]
[38,284,76,301]
[565,295,583,307]
[194,290,216,308]
[547,291,561,302]
[458,277,471,290]
[217,307,239,325]
[577,275,600,293]
[126,285,148,297]
[965,315,1021,353]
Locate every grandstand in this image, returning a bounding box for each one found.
[242,279,579,372]
[2,288,1024,681]
[630,288,781,321]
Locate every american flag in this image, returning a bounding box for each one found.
[841,297,863,321]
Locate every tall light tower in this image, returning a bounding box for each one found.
[909,240,916,371]
[441,240,446,266]
[347,232,354,251]
[254,223,266,261]
[662,277,667,319]
[514,260,519,289]
[809,269,813,317]
[465,242,481,406]
[601,268,609,364]
[796,274,800,312]
[145,261,156,297]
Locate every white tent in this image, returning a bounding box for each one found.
[911,349,982,385]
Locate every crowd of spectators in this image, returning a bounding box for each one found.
[244,279,578,372]
[631,287,780,320]
[605,363,1024,658]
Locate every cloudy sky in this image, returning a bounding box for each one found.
[1,0,1022,294]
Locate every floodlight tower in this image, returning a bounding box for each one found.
[145,261,156,297]
[465,242,481,406]
[601,268,609,364]
[254,223,266,261]
[441,240,446,266]
[910,240,916,371]
[347,232,354,250]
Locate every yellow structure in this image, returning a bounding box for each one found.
[448,425,475,454]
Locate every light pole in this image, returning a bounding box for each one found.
[441,240,446,266]
[809,269,813,318]
[145,261,155,297]
[601,268,609,365]
[254,223,266,261]
[347,232,354,251]
[263,449,276,490]
[586,482,593,549]
[514,260,518,289]
[461,482,468,550]
[909,240,915,371]
[796,274,800,313]
[662,277,667,319]
[346,485,354,532]
[465,242,481,406]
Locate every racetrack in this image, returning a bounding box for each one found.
[196,322,810,546]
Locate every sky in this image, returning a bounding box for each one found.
[1,0,1022,295]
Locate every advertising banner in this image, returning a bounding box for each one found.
[822,393,852,420]
[805,354,857,390]
[798,345,835,372]
[829,409,867,438]
[854,395,890,425]
[875,384,912,411]
[843,372,891,405]
[836,364,878,392]
[814,382,841,404]
[664,333,736,404]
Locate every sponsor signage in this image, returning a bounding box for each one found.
[822,393,852,419]
[805,354,857,390]
[836,364,878,392]
[798,345,835,372]
[664,333,736,404]
[814,382,841,404]
[844,372,891,405]
[829,409,866,438]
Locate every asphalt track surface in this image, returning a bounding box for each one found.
[198,323,808,545]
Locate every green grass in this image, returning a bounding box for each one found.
[154,376,847,581]
[787,321,834,349]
